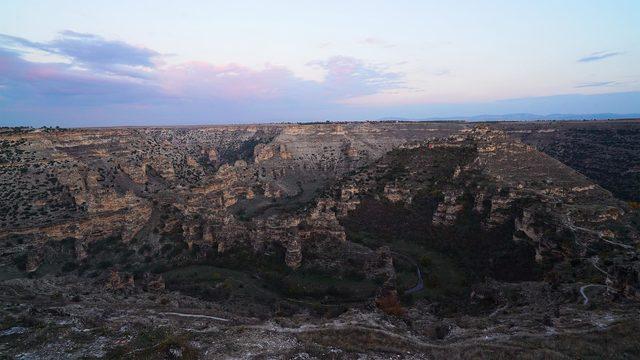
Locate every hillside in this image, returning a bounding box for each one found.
[0,121,639,358]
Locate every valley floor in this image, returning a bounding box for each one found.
[2,275,639,359]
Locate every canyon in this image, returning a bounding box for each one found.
[0,120,639,359]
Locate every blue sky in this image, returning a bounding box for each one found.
[0,0,639,126]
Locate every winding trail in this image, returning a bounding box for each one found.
[391,251,424,294]
[579,284,607,305]
[159,311,230,322]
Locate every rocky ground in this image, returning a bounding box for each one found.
[0,120,639,359]
[2,276,639,359]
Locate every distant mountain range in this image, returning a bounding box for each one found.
[379,113,640,122]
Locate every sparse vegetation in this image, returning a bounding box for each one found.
[1,121,639,358]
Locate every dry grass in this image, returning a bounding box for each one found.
[375,289,406,316]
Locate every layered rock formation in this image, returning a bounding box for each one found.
[1,121,640,358]
[0,122,463,273]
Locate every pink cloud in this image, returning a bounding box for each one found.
[0,32,406,124]
[160,62,315,100]
[24,65,61,81]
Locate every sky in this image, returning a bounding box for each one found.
[0,0,639,126]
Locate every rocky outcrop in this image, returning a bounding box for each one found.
[432,190,464,226]
[25,251,44,273]
[143,273,166,292]
[484,192,516,229]
[254,143,292,163]
[253,143,277,162]
[284,239,302,269]
[207,147,219,162]
[105,270,134,291]
[0,202,152,252]
[383,183,411,204]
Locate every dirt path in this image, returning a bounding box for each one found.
[391,251,424,294]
